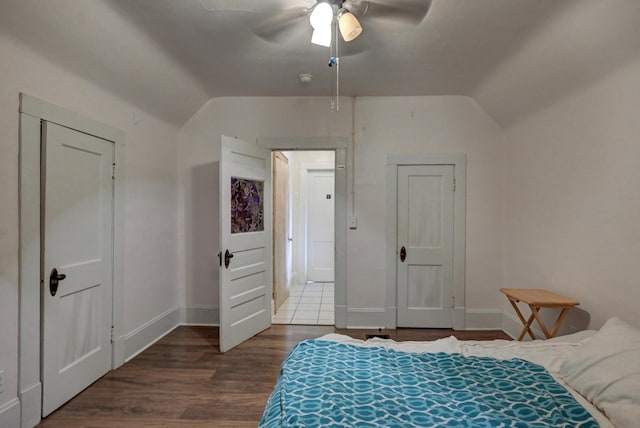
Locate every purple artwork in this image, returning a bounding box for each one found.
[231,177,264,234]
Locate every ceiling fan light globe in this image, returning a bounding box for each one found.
[338,11,362,42]
[309,2,333,29]
[311,26,332,47]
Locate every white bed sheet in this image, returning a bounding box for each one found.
[317,331,613,428]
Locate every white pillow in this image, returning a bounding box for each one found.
[559,317,640,428]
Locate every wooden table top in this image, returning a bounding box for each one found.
[500,288,579,307]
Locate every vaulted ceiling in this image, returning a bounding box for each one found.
[1,0,638,126]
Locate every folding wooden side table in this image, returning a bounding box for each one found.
[500,288,580,341]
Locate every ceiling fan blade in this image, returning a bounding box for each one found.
[352,0,432,25]
[251,6,310,43]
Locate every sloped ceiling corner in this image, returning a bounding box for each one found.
[0,0,210,126]
[471,0,640,128]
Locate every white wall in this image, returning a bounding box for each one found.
[472,0,640,128]
[178,96,505,326]
[353,97,504,312]
[0,34,180,424]
[503,56,640,332]
[177,97,353,316]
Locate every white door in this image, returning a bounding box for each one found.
[397,165,454,327]
[42,122,114,416]
[219,136,272,353]
[306,169,335,282]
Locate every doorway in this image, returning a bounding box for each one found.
[18,94,125,425]
[395,164,454,328]
[384,154,466,330]
[41,122,115,416]
[272,150,335,325]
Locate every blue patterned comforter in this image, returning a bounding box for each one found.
[260,340,598,427]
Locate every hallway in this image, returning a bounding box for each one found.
[272,283,334,325]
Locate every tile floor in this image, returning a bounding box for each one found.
[272,282,334,325]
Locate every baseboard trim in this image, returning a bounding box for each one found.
[19,382,41,428]
[112,335,126,370]
[124,306,181,362]
[464,309,503,330]
[180,306,219,325]
[351,307,506,331]
[0,398,20,428]
[346,308,386,329]
[384,306,397,329]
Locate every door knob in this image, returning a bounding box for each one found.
[49,267,67,296]
[400,246,407,263]
[224,249,234,269]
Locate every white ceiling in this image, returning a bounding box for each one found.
[1,0,639,126]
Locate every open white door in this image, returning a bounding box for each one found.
[272,151,290,313]
[219,136,272,352]
[42,122,114,416]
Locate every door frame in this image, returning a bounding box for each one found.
[299,162,334,283]
[18,94,125,426]
[385,154,466,330]
[259,137,348,328]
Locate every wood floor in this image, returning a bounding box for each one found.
[38,325,510,427]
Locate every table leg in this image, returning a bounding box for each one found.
[549,307,571,338]
[530,305,552,339]
[507,298,536,341]
[520,313,538,341]
[530,306,573,339]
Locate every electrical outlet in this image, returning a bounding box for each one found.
[0,369,4,393]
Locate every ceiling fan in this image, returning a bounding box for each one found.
[252,0,432,47]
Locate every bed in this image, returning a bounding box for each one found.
[260,317,640,427]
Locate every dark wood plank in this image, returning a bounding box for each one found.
[38,325,510,427]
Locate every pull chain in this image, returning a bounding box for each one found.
[335,20,340,112]
[329,19,340,111]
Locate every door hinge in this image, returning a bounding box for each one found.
[451,296,455,309]
[112,163,116,180]
[110,326,115,343]
[453,177,456,192]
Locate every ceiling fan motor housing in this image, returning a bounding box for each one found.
[320,0,368,16]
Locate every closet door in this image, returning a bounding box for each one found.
[396,164,454,328]
[42,122,114,416]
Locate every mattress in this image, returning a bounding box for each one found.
[260,330,613,427]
